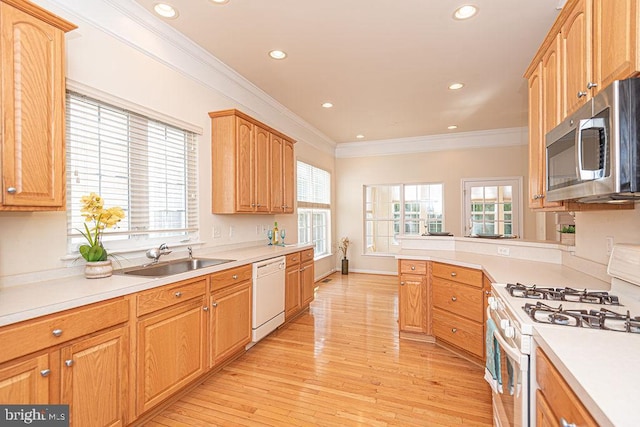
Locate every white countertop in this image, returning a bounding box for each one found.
[0,243,311,327]
[397,247,637,427]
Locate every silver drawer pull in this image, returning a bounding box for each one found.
[232,274,238,279]
[203,306,209,312]
[577,90,587,98]
[65,359,74,367]
[400,281,405,286]
[587,82,598,90]
[212,302,218,308]
[450,272,457,277]
[410,265,415,270]
[451,328,458,333]
[451,296,457,302]
[175,291,182,298]
[52,329,63,337]
[7,187,17,194]
[40,369,51,377]
[560,418,576,427]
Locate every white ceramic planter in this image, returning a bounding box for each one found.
[84,260,113,279]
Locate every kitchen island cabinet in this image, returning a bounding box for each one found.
[300,248,315,307]
[209,109,296,214]
[398,259,431,339]
[0,0,76,210]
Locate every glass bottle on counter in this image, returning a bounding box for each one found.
[273,222,279,245]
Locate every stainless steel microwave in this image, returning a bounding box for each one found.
[545,78,640,203]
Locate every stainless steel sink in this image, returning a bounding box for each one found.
[118,257,234,277]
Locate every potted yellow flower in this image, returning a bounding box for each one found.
[78,193,125,278]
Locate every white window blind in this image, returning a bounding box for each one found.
[66,91,198,254]
[297,161,331,258]
[297,161,330,208]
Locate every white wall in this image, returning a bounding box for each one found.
[335,144,536,274]
[0,0,336,279]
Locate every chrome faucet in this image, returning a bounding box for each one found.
[187,246,193,259]
[146,243,172,264]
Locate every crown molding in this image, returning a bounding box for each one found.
[335,127,528,158]
[32,0,336,155]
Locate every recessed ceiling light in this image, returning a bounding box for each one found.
[322,102,333,108]
[448,83,465,90]
[269,50,287,60]
[210,0,230,4]
[453,5,478,20]
[448,125,458,130]
[356,134,365,139]
[153,3,178,18]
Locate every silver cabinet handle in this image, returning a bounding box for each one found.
[65,359,74,367]
[410,265,415,270]
[451,296,457,302]
[7,187,17,194]
[577,91,587,98]
[251,203,256,207]
[212,302,218,308]
[400,281,406,286]
[232,274,238,279]
[451,328,458,333]
[174,291,182,298]
[40,369,51,377]
[52,329,63,337]
[484,290,491,296]
[587,82,598,90]
[560,418,576,427]
[450,272,457,277]
[203,306,209,312]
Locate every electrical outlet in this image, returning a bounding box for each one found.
[497,247,510,256]
[212,226,221,239]
[606,236,614,255]
[229,225,234,237]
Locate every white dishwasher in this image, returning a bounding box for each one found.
[248,256,286,347]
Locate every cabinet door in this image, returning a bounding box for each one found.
[137,297,207,414]
[398,274,429,334]
[536,389,558,427]
[300,260,315,307]
[562,0,591,118]
[285,265,301,320]
[0,354,50,404]
[235,117,254,212]
[528,63,544,209]
[254,125,271,212]
[282,139,295,213]
[270,134,284,213]
[593,0,637,91]
[211,281,252,366]
[60,327,128,427]
[0,3,65,208]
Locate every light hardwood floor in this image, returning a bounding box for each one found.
[147,273,492,426]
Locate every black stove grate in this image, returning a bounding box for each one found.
[523,302,640,333]
[507,283,621,305]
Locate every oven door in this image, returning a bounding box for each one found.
[487,306,530,427]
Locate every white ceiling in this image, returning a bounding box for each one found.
[134,0,561,144]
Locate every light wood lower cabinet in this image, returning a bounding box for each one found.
[0,298,129,426]
[536,347,597,427]
[210,280,252,367]
[136,278,208,415]
[300,249,316,307]
[398,260,431,337]
[285,252,302,320]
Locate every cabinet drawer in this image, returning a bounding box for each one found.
[432,262,482,288]
[301,248,314,262]
[536,348,598,426]
[137,278,207,316]
[0,298,129,364]
[210,264,252,292]
[399,260,428,275]
[286,252,301,267]
[432,308,483,358]
[433,278,484,322]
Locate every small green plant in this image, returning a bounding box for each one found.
[561,225,575,234]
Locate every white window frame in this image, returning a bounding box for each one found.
[65,88,201,257]
[297,161,331,259]
[461,177,523,237]
[364,183,444,255]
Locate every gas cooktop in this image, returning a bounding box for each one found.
[506,283,622,305]
[523,301,640,333]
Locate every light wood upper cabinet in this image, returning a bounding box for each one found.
[561,0,592,118]
[528,63,544,209]
[0,0,75,211]
[593,0,638,94]
[210,109,296,214]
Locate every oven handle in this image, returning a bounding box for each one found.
[487,306,529,369]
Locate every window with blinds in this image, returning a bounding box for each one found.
[66,91,198,255]
[297,161,331,258]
